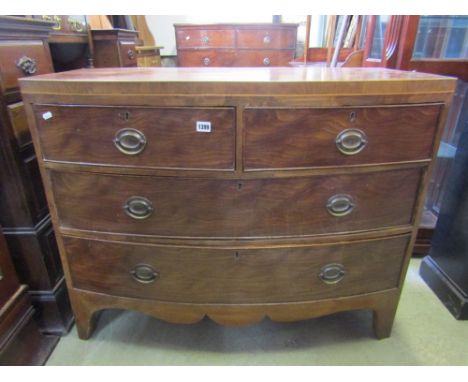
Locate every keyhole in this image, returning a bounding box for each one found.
[349,111,357,123]
[235,252,240,260]
[237,182,243,190]
[119,111,130,121]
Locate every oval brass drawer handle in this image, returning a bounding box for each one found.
[130,264,159,284]
[326,194,355,217]
[319,263,346,284]
[16,56,37,75]
[123,196,154,220]
[127,49,136,60]
[113,128,146,155]
[263,57,271,66]
[336,128,367,155]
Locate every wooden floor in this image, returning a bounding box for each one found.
[46,259,468,365]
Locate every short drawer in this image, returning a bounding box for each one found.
[236,28,296,49]
[177,49,236,67]
[34,105,235,170]
[176,28,235,49]
[234,49,295,67]
[244,105,441,169]
[119,41,137,67]
[51,168,421,238]
[0,40,53,93]
[65,235,409,304]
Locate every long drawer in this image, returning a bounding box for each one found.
[50,168,421,238]
[177,49,294,67]
[244,105,441,169]
[64,235,410,304]
[34,105,235,170]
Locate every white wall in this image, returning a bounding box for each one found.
[145,16,188,56]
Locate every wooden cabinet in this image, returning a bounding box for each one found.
[0,228,59,365]
[175,24,298,67]
[19,67,455,340]
[0,16,73,335]
[420,84,468,319]
[91,29,139,68]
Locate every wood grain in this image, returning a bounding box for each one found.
[34,105,235,170]
[244,104,441,169]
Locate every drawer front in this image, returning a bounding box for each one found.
[34,105,235,170]
[119,41,137,67]
[7,102,32,149]
[234,50,295,66]
[244,105,441,170]
[176,28,235,49]
[236,28,297,49]
[51,168,421,238]
[177,49,236,67]
[65,235,409,303]
[0,40,53,93]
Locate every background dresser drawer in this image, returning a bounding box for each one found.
[177,49,237,67]
[236,29,296,49]
[244,105,441,170]
[65,235,410,304]
[175,28,235,49]
[119,41,137,67]
[51,168,421,238]
[34,105,235,170]
[234,50,295,66]
[0,40,53,93]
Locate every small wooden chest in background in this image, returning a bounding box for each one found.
[175,23,298,67]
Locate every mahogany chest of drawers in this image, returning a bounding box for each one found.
[19,67,455,340]
[174,23,298,67]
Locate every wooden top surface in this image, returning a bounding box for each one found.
[19,67,456,98]
[173,23,299,27]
